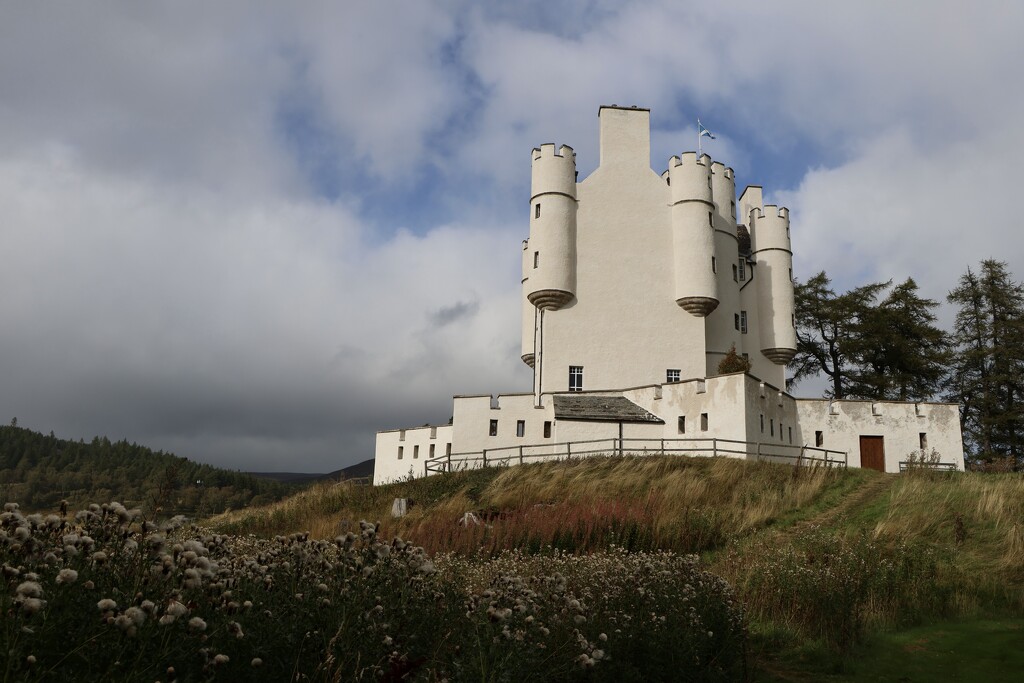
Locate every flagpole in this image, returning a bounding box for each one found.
[697,118,702,157]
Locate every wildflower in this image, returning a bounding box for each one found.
[26,655,36,665]
[214,654,229,665]
[97,599,117,612]
[166,601,188,618]
[21,598,46,615]
[125,606,146,626]
[188,616,207,632]
[56,569,78,584]
[228,621,244,639]
[159,614,176,626]
[83,580,95,590]
[140,600,156,615]
[91,551,107,565]
[16,581,42,598]
[251,658,263,668]
[13,526,30,541]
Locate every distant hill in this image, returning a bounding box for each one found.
[0,425,298,515]
[249,458,375,485]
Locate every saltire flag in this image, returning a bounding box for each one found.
[698,120,715,139]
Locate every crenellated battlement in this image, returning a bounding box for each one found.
[671,151,711,168]
[532,143,576,162]
[710,161,735,181]
[751,205,790,221]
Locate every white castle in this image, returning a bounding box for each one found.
[373,106,964,484]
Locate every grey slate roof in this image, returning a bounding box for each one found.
[552,395,664,423]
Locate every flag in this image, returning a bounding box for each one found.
[698,120,715,140]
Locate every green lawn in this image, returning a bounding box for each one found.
[755,619,1024,682]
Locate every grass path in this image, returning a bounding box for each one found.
[789,471,896,533]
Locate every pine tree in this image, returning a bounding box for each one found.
[788,271,886,398]
[847,278,950,401]
[946,260,1024,465]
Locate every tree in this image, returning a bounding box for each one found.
[846,278,950,401]
[946,260,1024,465]
[788,272,886,398]
[718,344,752,374]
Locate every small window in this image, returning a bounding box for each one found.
[569,366,583,392]
[731,200,736,217]
[429,444,435,458]
[535,203,541,219]
[543,421,552,439]
[708,210,713,226]
[711,257,717,274]
[792,313,796,328]
[445,443,452,456]
[489,419,498,437]
[760,414,764,433]
[678,416,686,434]
[429,426,437,439]
[919,432,928,450]
[667,369,680,383]
[700,413,709,431]
[734,313,740,331]
[533,251,539,269]
[789,267,793,281]
[516,420,525,438]
[740,311,748,334]
[815,431,824,447]
[770,419,774,437]
[738,259,745,281]
[788,426,792,444]
[780,423,784,441]
[413,445,419,459]
[397,446,404,460]
[399,429,406,442]
[732,264,738,282]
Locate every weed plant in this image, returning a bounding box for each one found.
[1,500,745,681]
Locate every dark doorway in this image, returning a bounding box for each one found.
[859,436,886,472]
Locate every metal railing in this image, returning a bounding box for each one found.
[898,461,957,472]
[423,437,847,475]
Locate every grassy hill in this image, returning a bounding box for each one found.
[211,455,1024,680]
[0,425,297,516]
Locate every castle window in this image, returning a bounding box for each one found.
[770,419,774,436]
[533,251,539,269]
[569,366,584,392]
[667,369,680,383]
[738,259,745,281]
[700,413,709,431]
[780,423,784,441]
[399,429,406,442]
[708,211,714,227]
[678,416,685,434]
[734,313,740,331]
[788,426,792,444]
[535,203,541,219]
[919,432,928,450]
[711,257,717,274]
[815,431,824,447]
[398,446,404,460]
[760,414,765,433]
[731,200,736,218]
[430,426,437,439]
[740,311,748,334]
[516,420,525,437]
[789,267,793,281]
[413,445,419,459]
[792,313,796,328]
[544,421,552,439]
[446,443,452,456]
[489,419,498,437]
[429,444,435,458]
[732,264,738,281]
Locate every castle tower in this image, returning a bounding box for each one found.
[704,161,742,372]
[668,152,719,316]
[526,144,578,310]
[520,240,536,367]
[749,204,798,364]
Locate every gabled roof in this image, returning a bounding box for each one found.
[552,395,664,423]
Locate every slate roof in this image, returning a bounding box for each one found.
[552,395,664,423]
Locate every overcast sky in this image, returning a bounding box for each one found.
[2,1,1022,472]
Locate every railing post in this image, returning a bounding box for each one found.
[519,445,523,466]
[756,441,763,463]
[660,438,665,455]
[712,438,718,458]
[566,442,571,460]
[482,449,487,468]
[618,437,623,457]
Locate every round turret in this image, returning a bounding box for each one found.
[521,240,535,367]
[705,161,742,367]
[526,144,578,310]
[750,206,797,364]
[668,152,719,316]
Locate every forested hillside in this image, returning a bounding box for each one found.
[0,425,295,515]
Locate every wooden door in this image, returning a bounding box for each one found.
[859,436,886,472]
